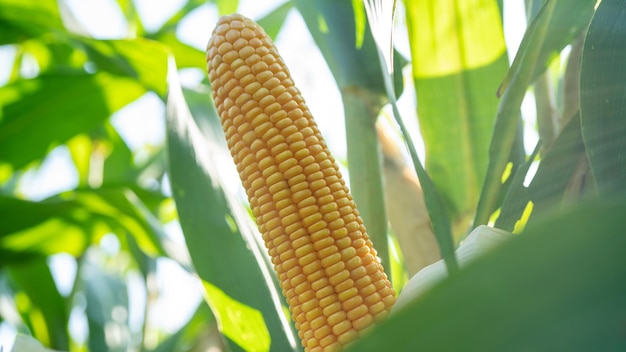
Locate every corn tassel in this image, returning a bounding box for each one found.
[206,14,395,351]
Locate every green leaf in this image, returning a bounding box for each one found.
[81,187,167,257]
[9,258,69,350]
[0,196,90,263]
[165,65,298,351]
[476,0,595,227]
[216,0,239,16]
[497,114,587,231]
[151,0,205,35]
[0,73,145,170]
[499,0,595,95]
[202,281,271,351]
[292,0,404,97]
[256,2,293,41]
[67,134,93,186]
[580,0,626,196]
[80,38,170,97]
[0,0,65,44]
[151,31,205,69]
[11,334,60,352]
[20,38,88,74]
[348,196,626,351]
[97,122,137,185]
[0,187,167,264]
[83,261,131,352]
[404,0,509,227]
[148,302,217,352]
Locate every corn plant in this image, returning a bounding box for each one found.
[0,0,624,351]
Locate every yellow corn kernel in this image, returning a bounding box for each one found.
[206,13,395,351]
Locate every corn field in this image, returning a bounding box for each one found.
[0,0,625,351]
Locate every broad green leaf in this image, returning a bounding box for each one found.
[20,39,88,74]
[83,261,131,352]
[404,0,509,228]
[8,258,69,350]
[580,0,626,196]
[181,85,222,138]
[256,2,293,41]
[0,0,65,44]
[202,281,270,351]
[0,196,90,263]
[348,196,626,351]
[165,64,298,351]
[0,73,145,170]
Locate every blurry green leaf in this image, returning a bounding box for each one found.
[166,65,298,351]
[348,197,626,351]
[0,196,90,263]
[152,0,205,35]
[83,261,130,352]
[0,73,145,170]
[580,0,626,196]
[9,258,69,350]
[11,334,60,352]
[0,187,166,263]
[152,32,205,69]
[81,38,169,97]
[21,39,88,74]
[149,303,219,352]
[67,134,92,186]
[98,122,137,185]
[404,0,509,226]
[216,0,238,16]
[256,2,293,41]
[0,0,65,44]
[115,0,145,36]
[72,188,166,257]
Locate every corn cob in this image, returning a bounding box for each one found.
[206,14,396,351]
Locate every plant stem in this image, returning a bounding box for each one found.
[342,88,390,277]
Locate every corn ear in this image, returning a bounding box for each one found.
[206,13,395,351]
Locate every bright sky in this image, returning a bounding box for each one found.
[0,0,532,349]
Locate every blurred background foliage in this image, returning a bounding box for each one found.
[0,0,625,351]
